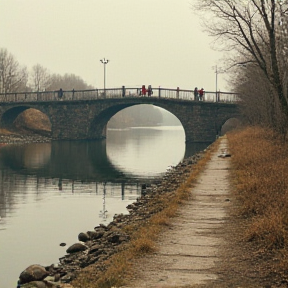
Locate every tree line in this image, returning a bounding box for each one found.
[196,0,288,135]
[0,48,93,94]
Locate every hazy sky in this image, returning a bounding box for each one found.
[1,0,228,92]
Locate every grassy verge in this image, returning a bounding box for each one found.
[71,139,220,288]
[227,126,288,282]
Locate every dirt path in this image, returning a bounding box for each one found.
[121,137,266,288]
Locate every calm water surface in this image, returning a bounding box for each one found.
[0,126,210,287]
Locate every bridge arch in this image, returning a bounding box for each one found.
[220,117,242,135]
[0,105,52,135]
[88,103,184,139]
[88,103,138,138]
[1,106,30,128]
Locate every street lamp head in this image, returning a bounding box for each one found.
[100,58,109,92]
[100,58,109,64]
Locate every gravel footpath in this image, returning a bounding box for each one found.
[120,137,232,288]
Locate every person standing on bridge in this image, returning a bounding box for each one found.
[199,88,204,101]
[147,85,153,97]
[193,87,198,101]
[141,85,147,96]
[58,88,63,100]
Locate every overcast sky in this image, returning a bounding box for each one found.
[1,0,228,92]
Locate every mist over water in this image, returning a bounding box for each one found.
[0,126,210,288]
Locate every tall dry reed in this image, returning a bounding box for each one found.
[227,126,288,250]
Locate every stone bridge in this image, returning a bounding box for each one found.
[0,96,240,143]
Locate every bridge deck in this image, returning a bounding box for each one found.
[0,87,239,104]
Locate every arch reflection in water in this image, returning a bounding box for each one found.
[106,126,186,178]
[0,141,126,182]
[0,143,51,170]
[0,128,186,181]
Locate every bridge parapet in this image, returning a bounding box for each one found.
[0,87,240,104]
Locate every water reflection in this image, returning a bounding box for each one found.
[0,127,211,221]
[107,126,186,177]
[0,127,211,220]
[0,140,125,182]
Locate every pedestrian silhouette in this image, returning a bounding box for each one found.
[141,85,147,96]
[199,88,204,101]
[194,87,198,101]
[58,88,63,100]
[147,85,153,97]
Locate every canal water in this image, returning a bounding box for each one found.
[0,126,210,288]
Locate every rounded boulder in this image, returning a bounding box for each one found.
[19,264,49,284]
[66,243,87,254]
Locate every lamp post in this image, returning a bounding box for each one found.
[213,65,219,102]
[100,58,109,96]
[213,65,224,102]
[216,65,218,97]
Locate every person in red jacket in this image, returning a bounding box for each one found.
[141,85,147,96]
[199,88,204,101]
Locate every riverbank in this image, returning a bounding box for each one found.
[120,136,233,287]
[70,127,288,287]
[17,127,288,287]
[18,141,209,287]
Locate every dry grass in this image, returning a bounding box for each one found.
[14,108,51,135]
[73,251,133,288]
[71,139,218,288]
[227,126,288,273]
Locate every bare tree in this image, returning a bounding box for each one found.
[30,64,51,92]
[17,66,29,92]
[0,48,28,93]
[196,0,288,132]
[232,63,283,129]
[0,48,93,93]
[47,73,93,90]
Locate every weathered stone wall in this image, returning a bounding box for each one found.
[0,98,240,142]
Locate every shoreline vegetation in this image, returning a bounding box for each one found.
[226,126,288,286]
